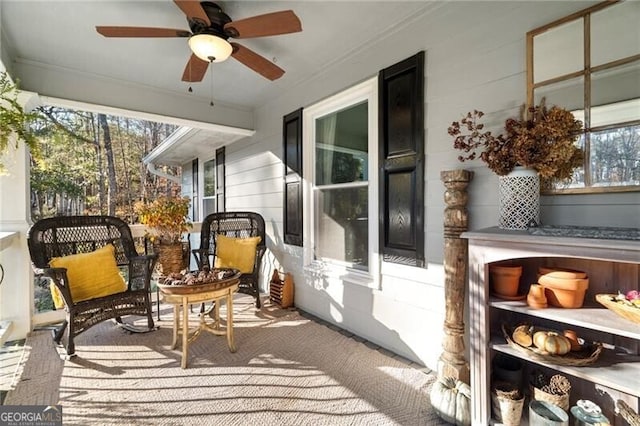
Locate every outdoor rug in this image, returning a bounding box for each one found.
[4,295,446,425]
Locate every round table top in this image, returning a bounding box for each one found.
[157,269,241,295]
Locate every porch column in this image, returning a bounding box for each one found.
[0,90,40,342]
[0,138,34,342]
[437,169,473,384]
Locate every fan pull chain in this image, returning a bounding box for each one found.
[209,60,214,107]
[187,56,193,93]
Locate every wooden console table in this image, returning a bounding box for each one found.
[463,227,639,425]
[159,276,240,368]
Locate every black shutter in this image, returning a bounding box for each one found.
[283,108,303,246]
[378,52,425,267]
[215,146,225,212]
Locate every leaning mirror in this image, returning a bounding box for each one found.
[528,0,640,193]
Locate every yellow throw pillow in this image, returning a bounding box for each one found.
[49,282,65,310]
[49,244,127,306]
[214,234,261,274]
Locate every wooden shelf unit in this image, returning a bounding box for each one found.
[464,227,640,426]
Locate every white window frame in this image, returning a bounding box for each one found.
[302,77,379,288]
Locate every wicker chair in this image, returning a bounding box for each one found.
[27,215,157,356]
[192,212,266,308]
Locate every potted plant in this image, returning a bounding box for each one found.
[135,195,192,275]
[0,71,42,174]
[449,99,583,229]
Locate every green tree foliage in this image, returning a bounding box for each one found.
[0,72,43,173]
[31,107,180,222]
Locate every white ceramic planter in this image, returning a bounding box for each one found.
[498,166,540,230]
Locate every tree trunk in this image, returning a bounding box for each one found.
[89,114,106,214]
[116,117,133,220]
[98,113,117,216]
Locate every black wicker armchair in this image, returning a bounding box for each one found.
[192,212,266,308]
[27,215,157,356]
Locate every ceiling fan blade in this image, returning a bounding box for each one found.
[224,10,302,39]
[230,42,285,81]
[173,0,211,26]
[96,26,190,38]
[181,54,209,82]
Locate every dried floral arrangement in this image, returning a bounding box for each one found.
[134,196,192,244]
[449,99,583,180]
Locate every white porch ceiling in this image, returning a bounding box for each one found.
[1,1,437,119]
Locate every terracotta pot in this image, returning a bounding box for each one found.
[491,265,522,297]
[538,277,588,309]
[537,266,589,308]
[527,284,547,309]
[543,288,586,308]
[492,265,523,276]
[538,267,587,279]
[538,276,589,291]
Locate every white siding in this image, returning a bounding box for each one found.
[201,1,640,369]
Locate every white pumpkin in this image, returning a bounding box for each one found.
[430,376,472,426]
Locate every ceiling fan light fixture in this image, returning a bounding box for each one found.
[188,34,232,63]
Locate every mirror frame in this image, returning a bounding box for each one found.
[527,0,640,194]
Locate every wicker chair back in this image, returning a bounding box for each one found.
[193,212,266,308]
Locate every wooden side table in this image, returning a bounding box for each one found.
[159,276,240,368]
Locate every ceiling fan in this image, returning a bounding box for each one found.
[96,1,302,82]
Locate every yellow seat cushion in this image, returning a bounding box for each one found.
[214,234,261,274]
[49,244,127,308]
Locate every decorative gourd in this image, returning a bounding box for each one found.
[533,331,571,355]
[512,324,533,347]
[430,376,472,426]
[563,329,581,351]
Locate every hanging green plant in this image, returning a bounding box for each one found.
[0,71,42,172]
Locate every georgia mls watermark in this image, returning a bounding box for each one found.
[0,405,62,426]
